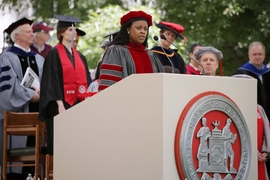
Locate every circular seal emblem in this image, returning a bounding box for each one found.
[174,91,251,180]
[78,85,86,94]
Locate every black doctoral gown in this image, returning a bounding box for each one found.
[39,46,91,155]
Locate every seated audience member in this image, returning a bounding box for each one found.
[151,21,186,74]
[193,46,223,76]
[186,44,203,75]
[30,21,54,58]
[98,10,164,91]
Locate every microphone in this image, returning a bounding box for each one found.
[160,34,205,75]
[153,35,175,73]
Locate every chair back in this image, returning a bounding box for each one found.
[3,111,46,180]
[4,111,45,137]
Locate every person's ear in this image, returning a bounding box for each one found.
[126,27,130,34]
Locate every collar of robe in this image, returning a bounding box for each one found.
[126,42,146,51]
[151,46,175,57]
[7,46,37,57]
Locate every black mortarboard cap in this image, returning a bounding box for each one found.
[103,31,119,42]
[54,14,82,29]
[76,28,86,36]
[4,17,33,35]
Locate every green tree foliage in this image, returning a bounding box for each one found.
[3,0,269,75]
[76,5,126,69]
[61,0,122,22]
[1,0,64,20]
[157,0,270,75]
[1,0,161,69]
[0,0,122,22]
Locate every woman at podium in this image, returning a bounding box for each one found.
[98,10,164,91]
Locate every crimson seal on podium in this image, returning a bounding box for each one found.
[174,91,251,180]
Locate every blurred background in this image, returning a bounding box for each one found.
[1,0,270,76]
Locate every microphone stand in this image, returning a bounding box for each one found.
[160,35,205,75]
[153,36,174,73]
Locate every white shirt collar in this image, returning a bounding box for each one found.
[189,63,199,70]
[14,43,31,53]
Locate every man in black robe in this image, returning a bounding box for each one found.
[233,41,270,175]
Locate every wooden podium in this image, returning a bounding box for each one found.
[54,74,257,180]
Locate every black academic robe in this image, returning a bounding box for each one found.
[39,46,91,155]
[234,62,270,179]
[94,60,102,80]
[151,46,186,74]
[234,67,270,120]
